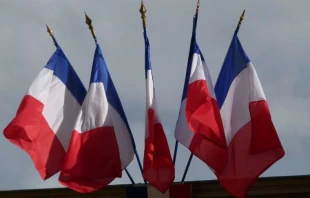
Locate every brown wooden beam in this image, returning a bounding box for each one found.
[0,175,309,198]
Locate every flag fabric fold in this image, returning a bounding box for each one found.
[214,34,285,198]
[3,46,87,180]
[174,13,228,174]
[59,44,135,193]
[142,28,175,193]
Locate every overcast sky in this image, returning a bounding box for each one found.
[0,0,309,191]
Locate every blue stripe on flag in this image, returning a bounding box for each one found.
[126,186,148,198]
[181,42,202,101]
[45,46,87,105]
[90,44,136,148]
[180,14,199,101]
[214,35,250,109]
[143,27,152,79]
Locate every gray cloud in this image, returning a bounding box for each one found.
[0,0,309,191]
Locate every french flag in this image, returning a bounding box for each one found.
[59,44,135,193]
[3,45,87,180]
[175,13,228,174]
[214,34,285,197]
[142,28,175,193]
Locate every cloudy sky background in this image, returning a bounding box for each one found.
[0,0,309,191]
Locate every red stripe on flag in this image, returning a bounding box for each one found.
[59,127,122,193]
[143,108,175,193]
[186,80,228,173]
[3,95,66,180]
[216,100,285,198]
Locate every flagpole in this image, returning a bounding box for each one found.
[46,25,59,47]
[125,168,135,184]
[84,13,137,185]
[178,0,200,182]
[234,10,245,35]
[173,141,179,165]
[137,0,150,185]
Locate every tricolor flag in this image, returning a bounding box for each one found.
[59,44,135,193]
[3,45,86,180]
[142,26,175,193]
[126,184,192,198]
[174,10,228,173]
[214,34,285,197]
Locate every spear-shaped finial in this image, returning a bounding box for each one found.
[236,10,245,32]
[196,0,200,14]
[139,0,147,28]
[85,12,97,42]
[46,24,57,47]
[46,25,54,38]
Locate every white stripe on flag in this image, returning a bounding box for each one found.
[220,62,267,144]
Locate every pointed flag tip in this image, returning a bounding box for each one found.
[46,24,54,38]
[196,0,200,14]
[139,0,147,28]
[241,9,246,17]
[84,12,92,25]
[46,24,51,33]
[139,0,147,14]
[46,24,57,47]
[235,9,246,34]
[84,12,97,42]
[239,9,246,24]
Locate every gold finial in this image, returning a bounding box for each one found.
[46,24,57,46]
[237,9,245,29]
[46,25,54,38]
[196,0,200,14]
[139,0,147,28]
[85,12,97,42]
